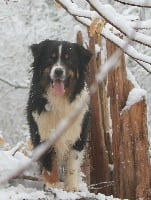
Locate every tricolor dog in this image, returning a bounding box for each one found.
[27,40,92,191]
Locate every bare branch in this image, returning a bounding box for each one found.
[113,0,151,8]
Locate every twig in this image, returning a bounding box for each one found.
[88,181,114,188]
[113,0,151,8]
[0,77,28,89]
[55,0,92,27]
[11,148,19,156]
[4,0,18,4]
[12,175,40,182]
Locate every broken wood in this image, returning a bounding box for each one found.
[106,40,151,199]
[87,33,112,195]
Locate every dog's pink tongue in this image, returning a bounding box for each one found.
[53,81,65,96]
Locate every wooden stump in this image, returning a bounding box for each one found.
[106,40,151,199]
[88,35,112,195]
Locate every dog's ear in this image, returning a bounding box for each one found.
[30,39,50,60]
[79,45,93,66]
[30,43,41,60]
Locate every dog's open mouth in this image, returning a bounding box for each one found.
[52,80,65,96]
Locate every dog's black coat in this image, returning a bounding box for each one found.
[26,40,92,174]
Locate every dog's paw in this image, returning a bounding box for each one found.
[64,184,80,192]
[44,182,61,191]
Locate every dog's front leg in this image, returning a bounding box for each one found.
[65,149,84,192]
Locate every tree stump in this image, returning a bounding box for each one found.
[106,40,151,199]
[88,35,112,195]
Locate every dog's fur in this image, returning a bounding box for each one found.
[26,40,92,191]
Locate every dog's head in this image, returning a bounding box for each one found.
[31,40,92,99]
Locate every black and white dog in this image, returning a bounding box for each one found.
[27,40,92,191]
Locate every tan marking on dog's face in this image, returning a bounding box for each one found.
[68,70,74,78]
[51,52,57,58]
[44,67,50,74]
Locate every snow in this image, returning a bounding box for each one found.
[0,185,46,200]
[122,88,146,111]
[89,0,151,47]
[0,148,120,200]
[102,27,151,65]
[0,0,151,199]
[58,0,99,20]
[0,185,120,200]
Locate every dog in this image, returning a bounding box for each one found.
[26,39,92,192]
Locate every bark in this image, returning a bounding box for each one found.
[106,40,151,199]
[88,35,112,195]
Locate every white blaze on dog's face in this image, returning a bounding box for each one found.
[50,45,66,96]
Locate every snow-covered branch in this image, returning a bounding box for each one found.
[102,28,151,68]
[87,0,151,48]
[130,19,151,30]
[113,0,151,8]
[56,0,151,71]
[57,0,151,47]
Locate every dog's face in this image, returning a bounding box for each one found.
[31,40,92,97]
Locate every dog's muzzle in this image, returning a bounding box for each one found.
[50,66,66,96]
[50,66,65,80]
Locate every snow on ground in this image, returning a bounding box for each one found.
[0,186,120,200]
[0,147,121,200]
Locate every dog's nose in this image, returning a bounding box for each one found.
[54,68,64,77]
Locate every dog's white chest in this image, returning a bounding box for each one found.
[33,89,88,161]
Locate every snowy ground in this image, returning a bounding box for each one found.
[0,0,150,199]
[0,149,120,200]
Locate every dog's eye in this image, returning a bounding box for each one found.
[65,54,69,59]
[51,53,57,58]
